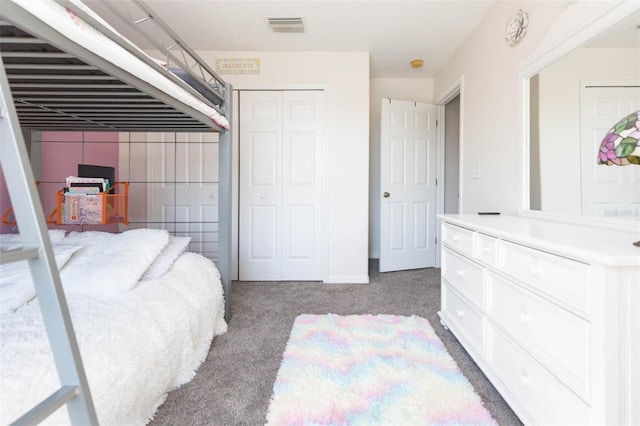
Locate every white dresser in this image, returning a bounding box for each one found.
[438,214,640,425]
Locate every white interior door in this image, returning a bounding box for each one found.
[581,84,640,219]
[380,99,437,272]
[239,90,323,281]
[147,132,219,259]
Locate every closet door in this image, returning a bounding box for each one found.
[239,90,323,281]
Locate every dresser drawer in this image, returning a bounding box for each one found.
[486,323,589,425]
[498,240,590,313]
[442,247,484,308]
[442,222,474,257]
[442,283,483,354]
[487,272,590,400]
[474,233,498,267]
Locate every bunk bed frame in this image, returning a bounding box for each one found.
[0,0,232,423]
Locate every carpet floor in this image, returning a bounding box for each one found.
[150,261,523,426]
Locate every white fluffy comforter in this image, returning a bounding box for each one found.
[0,231,227,425]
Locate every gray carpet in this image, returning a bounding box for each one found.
[150,261,523,426]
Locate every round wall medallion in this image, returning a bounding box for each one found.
[505,9,528,46]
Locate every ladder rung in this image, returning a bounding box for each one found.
[10,385,79,426]
[0,246,40,265]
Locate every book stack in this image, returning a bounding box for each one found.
[63,176,109,224]
[64,176,109,194]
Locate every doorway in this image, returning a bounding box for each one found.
[444,95,460,214]
[436,77,464,267]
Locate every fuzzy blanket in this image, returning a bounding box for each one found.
[0,251,227,425]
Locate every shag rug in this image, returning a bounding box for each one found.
[266,314,497,425]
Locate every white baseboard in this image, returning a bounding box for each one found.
[324,275,370,284]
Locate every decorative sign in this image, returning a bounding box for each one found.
[215,58,261,75]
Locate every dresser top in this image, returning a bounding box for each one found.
[439,214,640,267]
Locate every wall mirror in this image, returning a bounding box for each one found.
[526,6,640,225]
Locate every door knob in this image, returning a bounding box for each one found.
[383,192,390,198]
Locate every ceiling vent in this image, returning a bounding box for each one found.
[267,17,305,33]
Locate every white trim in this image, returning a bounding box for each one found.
[322,89,330,284]
[324,275,370,284]
[435,77,464,105]
[231,89,240,280]
[435,75,464,268]
[233,84,329,282]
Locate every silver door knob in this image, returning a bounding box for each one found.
[383,192,390,198]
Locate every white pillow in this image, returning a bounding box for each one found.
[0,244,82,313]
[60,229,169,297]
[140,236,191,281]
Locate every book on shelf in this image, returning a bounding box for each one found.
[65,176,109,192]
[66,186,101,195]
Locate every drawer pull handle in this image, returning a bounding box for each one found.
[453,235,461,242]
[456,310,464,318]
[520,374,531,387]
[520,313,530,324]
[456,269,464,277]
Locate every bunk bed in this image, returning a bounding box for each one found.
[0,0,233,424]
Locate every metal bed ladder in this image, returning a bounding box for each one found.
[0,59,97,425]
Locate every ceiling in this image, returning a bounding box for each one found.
[84,0,498,78]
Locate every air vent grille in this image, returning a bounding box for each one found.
[267,17,304,33]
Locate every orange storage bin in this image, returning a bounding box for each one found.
[49,182,129,225]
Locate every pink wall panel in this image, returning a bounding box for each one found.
[40,142,83,182]
[83,142,120,182]
[1,131,119,234]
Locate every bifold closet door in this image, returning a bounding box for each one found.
[239,90,323,281]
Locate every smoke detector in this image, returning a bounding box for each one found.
[267,17,305,33]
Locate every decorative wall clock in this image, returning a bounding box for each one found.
[505,9,528,46]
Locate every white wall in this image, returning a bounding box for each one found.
[198,51,371,283]
[537,47,640,215]
[434,1,638,216]
[435,1,580,215]
[368,78,433,258]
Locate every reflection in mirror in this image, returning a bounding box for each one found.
[529,11,640,221]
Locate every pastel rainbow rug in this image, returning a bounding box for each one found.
[266,314,497,426]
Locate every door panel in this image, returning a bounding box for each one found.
[380,99,437,272]
[250,205,277,259]
[240,92,282,280]
[240,90,323,281]
[282,91,323,280]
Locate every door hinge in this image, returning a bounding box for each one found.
[435,178,438,186]
[436,119,439,127]
[435,237,438,245]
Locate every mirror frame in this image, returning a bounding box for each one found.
[518,1,640,231]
